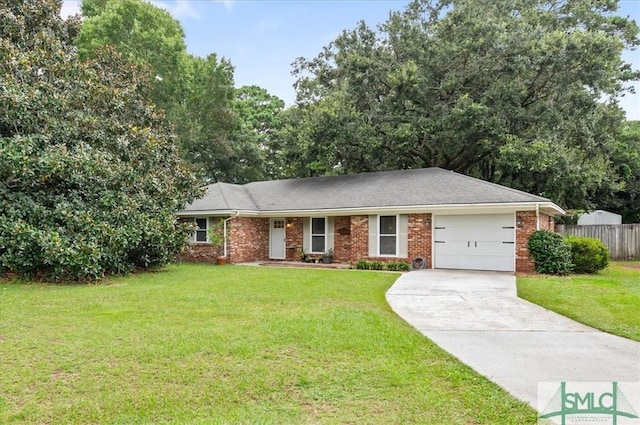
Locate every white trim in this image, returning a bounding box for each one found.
[512,213,516,272]
[222,214,237,257]
[194,217,209,243]
[310,217,327,254]
[178,201,565,218]
[377,214,399,257]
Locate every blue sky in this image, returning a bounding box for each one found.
[61,0,640,120]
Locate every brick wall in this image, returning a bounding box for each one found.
[349,215,369,263]
[180,211,556,270]
[333,216,351,263]
[228,217,269,263]
[285,218,304,261]
[515,211,555,273]
[408,213,432,269]
[177,244,219,263]
[345,214,431,267]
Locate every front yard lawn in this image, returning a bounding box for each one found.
[0,264,535,424]
[517,262,640,341]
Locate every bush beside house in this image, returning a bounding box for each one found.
[0,1,200,281]
[565,236,609,274]
[528,231,573,275]
[528,230,610,275]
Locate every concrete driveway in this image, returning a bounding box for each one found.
[386,269,640,409]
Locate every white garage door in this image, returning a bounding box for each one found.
[434,214,515,272]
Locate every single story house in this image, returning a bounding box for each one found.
[177,167,564,272]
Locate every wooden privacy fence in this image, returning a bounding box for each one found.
[556,224,640,260]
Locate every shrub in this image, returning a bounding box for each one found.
[565,236,609,274]
[527,230,573,275]
[0,2,200,281]
[355,260,410,271]
[355,260,369,270]
[370,261,385,270]
[386,261,410,271]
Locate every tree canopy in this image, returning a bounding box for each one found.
[232,85,286,180]
[75,0,283,184]
[595,120,640,222]
[0,0,200,280]
[76,0,188,111]
[286,0,640,208]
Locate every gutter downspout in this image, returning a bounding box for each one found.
[223,211,240,258]
[536,204,540,231]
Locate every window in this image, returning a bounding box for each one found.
[379,215,397,256]
[311,217,326,253]
[195,218,208,242]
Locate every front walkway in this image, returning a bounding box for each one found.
[386,269,640,409]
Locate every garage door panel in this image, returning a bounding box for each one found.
[476,240,514,254]
[436,254,473,270]
[471,254,514,272]
[434,240,468,255]
[468,228,512,241]
[434,214,515,272]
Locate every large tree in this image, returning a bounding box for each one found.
[594,121,640,222]
[288,0,639,208]
[76,0,187,113]
[173,53,242,183]
[80,0,109,17]
[0,0,200,280]
[232,85,286,180]
[75,0,270,184]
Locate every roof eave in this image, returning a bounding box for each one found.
[177,201,565,217]
[176,209,261,216]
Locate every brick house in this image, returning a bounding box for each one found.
[177,168,564,273]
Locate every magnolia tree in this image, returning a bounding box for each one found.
[0,0,201,280]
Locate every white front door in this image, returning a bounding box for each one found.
[434,214,515,272]
[269,219,286,259]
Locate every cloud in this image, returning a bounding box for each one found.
[60,0,81,18]
[59,0,203,20]
[215,0,234,11]
[150,1,200,20]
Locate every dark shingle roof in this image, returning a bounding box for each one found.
[181,168,556,213]
[184,182,257,212]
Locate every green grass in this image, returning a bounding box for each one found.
[0,264,535,424]
[517,262,640,341]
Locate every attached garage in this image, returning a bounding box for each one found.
[433,214,515,272]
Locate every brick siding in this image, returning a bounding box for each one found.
[349,215,369,263]
[333,216,351,263]
[177,243,220,263]
[182,211,553,272]
[228,217,269,263]
[285,217,304,261]
[407,213,432,268]
[515,211,555,273]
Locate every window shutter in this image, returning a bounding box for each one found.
[327,217,335,250]
[399,215,408,258]
[303,217,311,253]
[368,215,378,257]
